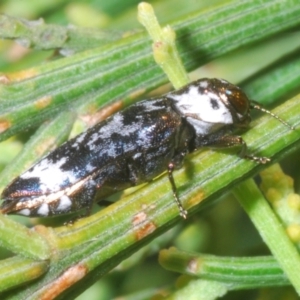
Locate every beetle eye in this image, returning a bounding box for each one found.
[224,86,249,116]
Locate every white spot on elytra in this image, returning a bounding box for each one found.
[37,203,49,216]
[139,99,163,112]
[18,208,31,216]
[75,132,86,144]
[57,195,72,211]
[71,132,87,150]
[106,141,118,156]
[133,152,142,159]
[21,157,77,193]
[87,111,148,155]
[85,163,95,172]
[199,80,208,88]
[95,113,140,140]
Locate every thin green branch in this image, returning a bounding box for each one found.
[0,257,48,292]
[170,279,228,300]
[241,49,300,105]
[0,214,50,260]
[260,164,300,247]
[137,2,189,88]
[233,179,300,295]
[159,248,289,287]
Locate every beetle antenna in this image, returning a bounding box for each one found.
[250,101,295,130]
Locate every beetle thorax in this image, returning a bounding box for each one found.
[169,78,251,135]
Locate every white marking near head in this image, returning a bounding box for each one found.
[37,203,49,216]
[219,93,228,102]
[170,85,233,124]
[186,118,223,135]
[57,195,72,211]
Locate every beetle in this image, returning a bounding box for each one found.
[0,78,294,219]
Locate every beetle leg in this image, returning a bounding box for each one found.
[167,162,188,219]
[199,134,270,164]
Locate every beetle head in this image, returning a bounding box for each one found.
[169,78,251,135]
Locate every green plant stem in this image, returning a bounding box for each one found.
[159,248,289,287]
[137,2,189,88]
[0,215,50,260]
[233,179,300,295]
[0,257,48,292]
[170,279,228,300]
[241,49,300,105]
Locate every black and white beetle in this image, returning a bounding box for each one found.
[0,78,294,219]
